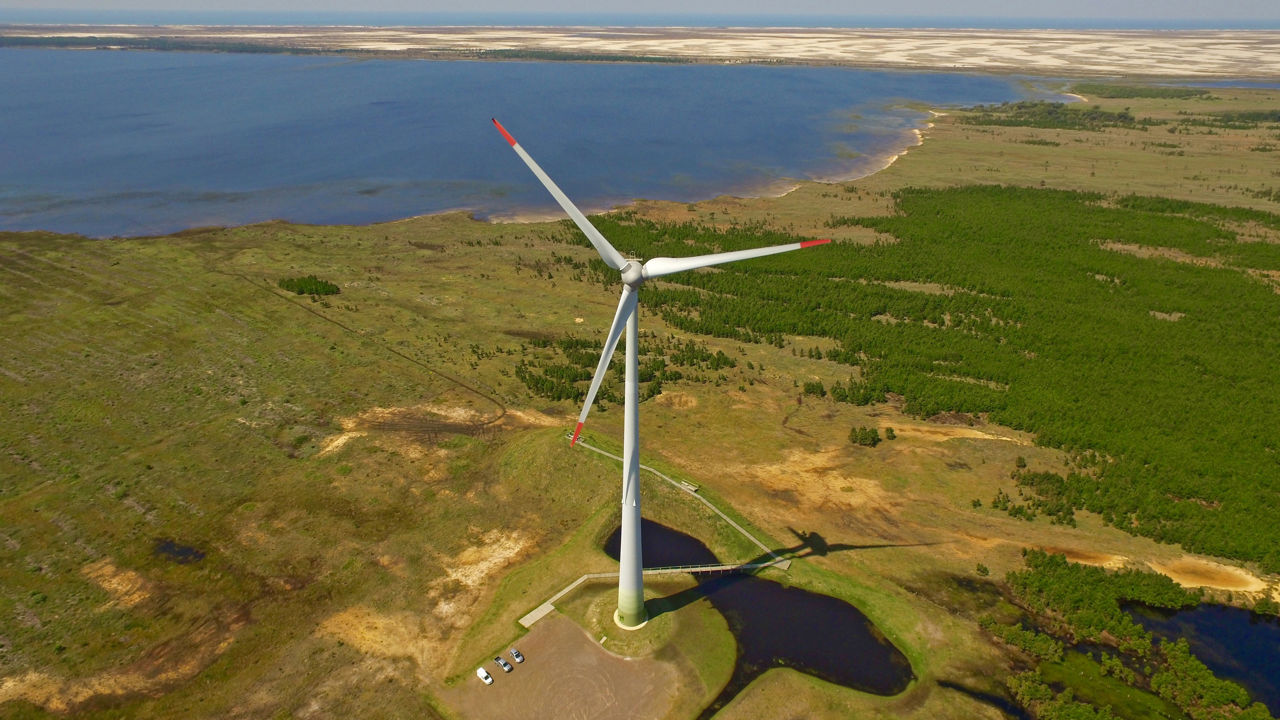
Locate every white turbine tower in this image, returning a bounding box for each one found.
[493,118,829,628]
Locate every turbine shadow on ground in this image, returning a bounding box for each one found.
[603,521,917,718]
[642,527,944,620]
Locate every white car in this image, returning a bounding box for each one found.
[476,667,494,685]
[509,648,525,664]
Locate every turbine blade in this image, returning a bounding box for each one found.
[492,118,628,271]
[642,238,830,280]
[573,285,637,446]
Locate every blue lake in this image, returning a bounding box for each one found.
[1129,603,1280,714]
[0,49,1059,237]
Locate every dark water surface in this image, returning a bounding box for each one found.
[604,520,913,717]
[152,537,205,564]
[1128,603,1280,713]
[0,49,1055,237]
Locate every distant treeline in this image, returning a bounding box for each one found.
[959,101,1152,131]
[559,186,1280,572]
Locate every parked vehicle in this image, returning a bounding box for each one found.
[476,667,494,685]
[494,656,513,672]
[509,648,525,664]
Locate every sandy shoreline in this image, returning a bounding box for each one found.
[4,25,1280,78]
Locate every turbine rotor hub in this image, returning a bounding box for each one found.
[620,261,645,287]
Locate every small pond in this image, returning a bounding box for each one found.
[1128,602,1280,713]
[153,537,205,564]
[604,520,913,718]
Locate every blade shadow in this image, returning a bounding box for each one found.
[645,529,946,620]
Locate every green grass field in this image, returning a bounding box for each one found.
[2,84,1279,719]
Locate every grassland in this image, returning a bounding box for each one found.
[2,84,1279,720]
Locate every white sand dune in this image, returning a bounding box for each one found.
[4,25,1279,78]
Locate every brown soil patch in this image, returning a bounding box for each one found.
[1148,557,1267,592]
[654,391,698,410]
[1099,241,1223,267]
[0,605,248,714]
[81,559,156,608]
[440,614,680,720]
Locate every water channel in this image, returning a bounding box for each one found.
[603,520,913,718]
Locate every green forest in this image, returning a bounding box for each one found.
[278,274,341,296]
[553,186,1280,572]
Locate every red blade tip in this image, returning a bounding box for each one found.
[800,238,832,248]
[492,118,517,147]
[571,422,584,446]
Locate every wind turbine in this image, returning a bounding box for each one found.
[493,118,830,628]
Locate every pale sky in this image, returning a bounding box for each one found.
[2,0,1277,21]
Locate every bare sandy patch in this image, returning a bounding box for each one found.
[1246,268,1280,293]
[1041,546,1128,569]
[738,447,894,514]
[318,402,497,463]
[1221,220,1280,244]
[0,606,248,713]
[315,529,533,683]
[317,606,433,666]
[502,408,564,428]
[1148,557,1267,592]
[1099,241,1224,267]
[871,279,960,295]
[444,529,530,589]
[1148,310,1186,322]
[8,26,1280,77]
[317,430,365,457]
[890,422,1031,446]
[81,559,155,609]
